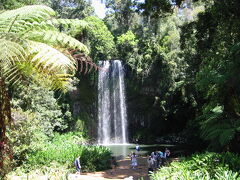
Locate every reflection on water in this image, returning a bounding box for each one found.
[105,144,134,159]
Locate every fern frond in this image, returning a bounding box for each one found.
[24,30,89,54]
[0,33,27,64]
[2,41,76,91]
[28,41,76,72]
[218,126,235,145]
[48,19,89,35]
[0,5,55,23]
[70,52,99,73]
[1,62,30,87]
[0,5,94,92]
[200,106,237,147]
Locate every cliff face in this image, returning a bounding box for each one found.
[69,65,195,144]
[68,74,98,140]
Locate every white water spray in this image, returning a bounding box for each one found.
[98,60,128,144]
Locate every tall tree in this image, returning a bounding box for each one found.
[104,0,140,35]
[181,0,240,151]
[49,0,95,19]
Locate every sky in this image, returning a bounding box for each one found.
[91,0,145,19]
[91,0,106,19]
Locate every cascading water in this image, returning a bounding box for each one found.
[98,60,128,144]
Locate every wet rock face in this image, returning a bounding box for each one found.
[155,135,188,144]
[68,75,98,138]
[70,64,194,144]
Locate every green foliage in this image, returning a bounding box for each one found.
[138,0,172,18]
[151,152,240,180]
[117,30,138,46]
[104,0,140,35]
[180,0,240,150]
[12,84,71,136]
[116,30,138,62]
[22,133,111,172]
[0,5,90,92]
[48,0,94,19]
[0,0,38,10]
[84,16,116,61]
[6,108,48,166]
[195,105,240,150]
[6,163,71,180]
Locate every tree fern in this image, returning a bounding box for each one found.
[0,5,92,87]
[0,5,89,54]
[0,33,27,64]
[29,41,75,71]
[0,5,96,174]
[0,5,55,22]
[49,19,89,36]
[199,105,240,149]
[24,30,89,54]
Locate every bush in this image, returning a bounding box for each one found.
[7,108,48,166]
[22,133,111,172]
[151,152,240,180]
[12,84,71,137]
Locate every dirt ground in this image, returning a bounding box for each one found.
[69,156,151,180]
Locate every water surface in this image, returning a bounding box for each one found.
[104,144,179,159]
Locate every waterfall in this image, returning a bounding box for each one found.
[98,60,128,144]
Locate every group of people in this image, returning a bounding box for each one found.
[74,146,171,175]
[147,148,171,174]
[130,146,171,174]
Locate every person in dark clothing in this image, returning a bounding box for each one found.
[110,156,117,174]
[74,156,81,174]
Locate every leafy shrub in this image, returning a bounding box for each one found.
[23,133,111,172]
[7,108,48,166]
[151,152,240,180]
[6,162,71,180]
[12,84,71,137]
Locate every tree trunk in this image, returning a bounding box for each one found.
[0,76,12,176]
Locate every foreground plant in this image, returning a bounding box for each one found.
[0,5,93,176]
[151,152,240,180]
[6,133,111,179]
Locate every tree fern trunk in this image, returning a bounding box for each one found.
[0,75,12,176]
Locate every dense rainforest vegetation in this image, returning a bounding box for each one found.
[0,0,240,179]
